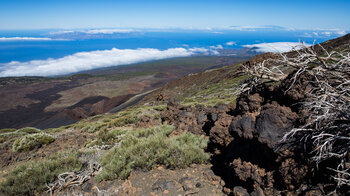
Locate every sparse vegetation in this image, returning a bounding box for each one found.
[12,133,55,152]
[0,127,43,144]
[85,128,127,148]
[180,75,248,107]
[82,121,108,133]
[0,76,50,86]
[97,125,209,180]
[0,152,82,196]
[0,128,16,134]
[109,115,140,127]
[16,127,41,134]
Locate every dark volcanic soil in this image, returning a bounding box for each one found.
[0,81,81,129]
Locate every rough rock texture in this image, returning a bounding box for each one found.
[157,70,344,195]
[161,102,234,151]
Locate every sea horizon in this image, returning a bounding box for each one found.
[0,26,347,77]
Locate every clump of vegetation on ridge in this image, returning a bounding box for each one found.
[97,125,209,180]
[12,133,55,152]
[85,128,127,149]
[16,127,41,134]
[0,127,43,145]
[0,152,82,196]
[180,75,249,107]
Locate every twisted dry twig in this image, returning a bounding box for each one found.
[46,162,101,195]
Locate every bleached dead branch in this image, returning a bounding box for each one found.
[46,162,101,195]
[242,43,350,189]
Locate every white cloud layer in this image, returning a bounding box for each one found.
[243,42,311,53]
[302,29,347,38]
[227,25,290,31]
[0,37,60,41]
[84,29,136,34]
[188,47,209,53]
[229,25,266,31]
[0,48,193,77]
[50,29,137,35]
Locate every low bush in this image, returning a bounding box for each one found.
[0,131,26,144]
[0,128,16,134]
[17,127,41,134]
[109,115,140,127]
[85,128,126,148]
[0,152,82,196]
[150,105,167,111]
[12,133,55,152]
[0,127,43,144]
[97,125,209,180]
[81,122,108,133]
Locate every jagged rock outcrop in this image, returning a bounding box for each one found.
[159,69,343,195]
[161,102,234,151]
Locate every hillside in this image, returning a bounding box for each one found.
[0,34,349,196]
[0,56,247,130]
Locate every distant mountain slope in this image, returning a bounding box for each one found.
[0,56,248,129]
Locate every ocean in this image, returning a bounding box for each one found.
[0,28,344,76]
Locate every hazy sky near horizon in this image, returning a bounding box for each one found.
[0,0,349,30]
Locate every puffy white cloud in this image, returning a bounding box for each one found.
[0,48,193,77]
[0,37,64,41]
[226,41,236,46]
[243,42,311,53]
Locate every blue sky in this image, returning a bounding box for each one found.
[0,0,349,30]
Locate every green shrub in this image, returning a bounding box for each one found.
[0,132,25,144]
[17,127,41,134]
[90,114,104,120]
[0,152,82,196]
[152,105,167,111]
[85,128,126,148]
[0,128,16,134]
[97,125,209,181]
[43,126,67,134]
[109,115,140,127]
[81,122,108,133]
[12,133,55,152]
[116,108,142,117]
[0,127,43,144]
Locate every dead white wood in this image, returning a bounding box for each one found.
[241,43,350,190]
